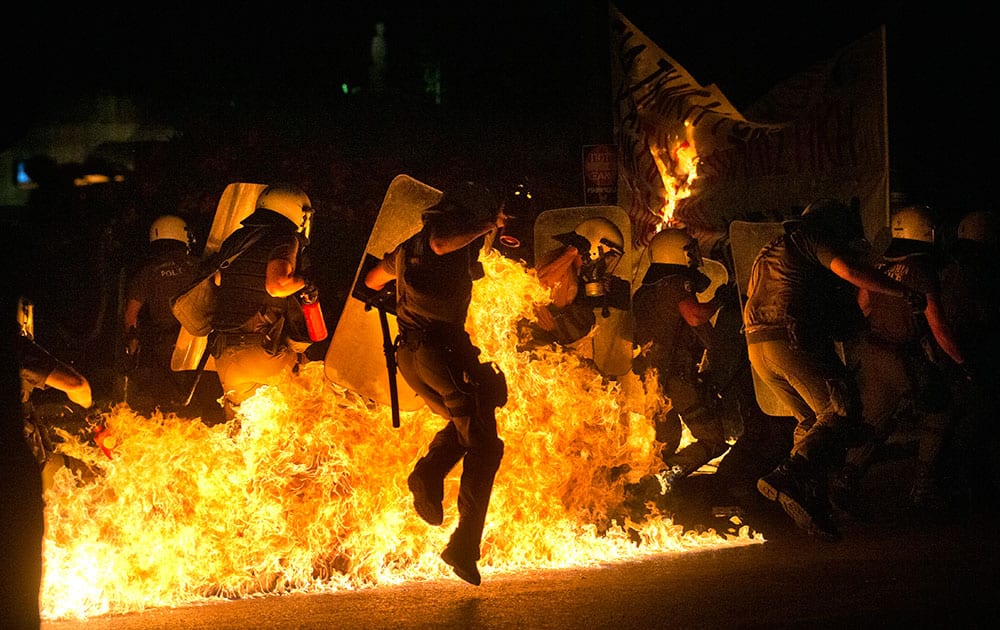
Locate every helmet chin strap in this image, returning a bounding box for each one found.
[299,207,315,244]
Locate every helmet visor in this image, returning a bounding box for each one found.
[301,205,315,243]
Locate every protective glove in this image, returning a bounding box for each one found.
[299,281,319,304]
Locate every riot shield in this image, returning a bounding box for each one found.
[532,205,636,377]
[728,220,793,417]
[171,182,267,372]
[323,174,440,410]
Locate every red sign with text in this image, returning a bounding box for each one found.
[582,144,618,205]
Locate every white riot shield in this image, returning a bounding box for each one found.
[323,174,441,410]
[533,206,636,377]
[728,220,793,417]
[171,182,267,372]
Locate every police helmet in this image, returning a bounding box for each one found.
[554,217,624,262]
[256,183,314,241]
[149,215,192,245]
[957,210,997,246]
[434,181,501,226]
[648,226,701,268]
[891,205,936,244]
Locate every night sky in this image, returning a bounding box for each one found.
[5,1,994,215]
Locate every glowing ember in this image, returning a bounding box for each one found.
[40,253,761,620]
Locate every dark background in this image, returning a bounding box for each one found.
[2,1,994,403]
[5,1,994,213]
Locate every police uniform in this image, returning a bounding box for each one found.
[847,251,952,482]
[4,325,45,629]
[633,270,729,477]
[124,239,198,410]
[17,335,59,463]
[939,233,1000,503]
[211,213,311,414]
[744,222,864,464]
[381,197,505,586]
[17,335,57,404]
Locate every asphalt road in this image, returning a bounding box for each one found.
[42,456,1000,630]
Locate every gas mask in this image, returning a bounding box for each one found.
[554,217,626,298]
[580,243,623,297]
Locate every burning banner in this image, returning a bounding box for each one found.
[40,252,762,621]
[610,5,889,244]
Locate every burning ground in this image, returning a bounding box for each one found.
[39,253,762,620]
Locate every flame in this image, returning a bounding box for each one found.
[650,121,700,228]
[40,253,761,620]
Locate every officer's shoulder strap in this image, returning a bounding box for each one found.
[217,227,267,270]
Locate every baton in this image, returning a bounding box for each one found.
[184,335,213,407]
[375,305,401,428]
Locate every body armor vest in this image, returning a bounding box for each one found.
[213,227,295,332]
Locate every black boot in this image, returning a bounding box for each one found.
[758,455,840,542]
[408,468,445,526]
[441,539,481,586]
[408,424,467,526]
[442,438,503,586]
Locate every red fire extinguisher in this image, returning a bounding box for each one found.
[299,284,328,342]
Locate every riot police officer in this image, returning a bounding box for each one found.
[364,181,508,586]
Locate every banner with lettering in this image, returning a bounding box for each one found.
[610,5,888,246]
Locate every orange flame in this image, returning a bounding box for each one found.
[92,425,116,460]
[650,121,699,228]
[40,253,761,620]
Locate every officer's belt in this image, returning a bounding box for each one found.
[215,332,268,349]
[397,324,465,348]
